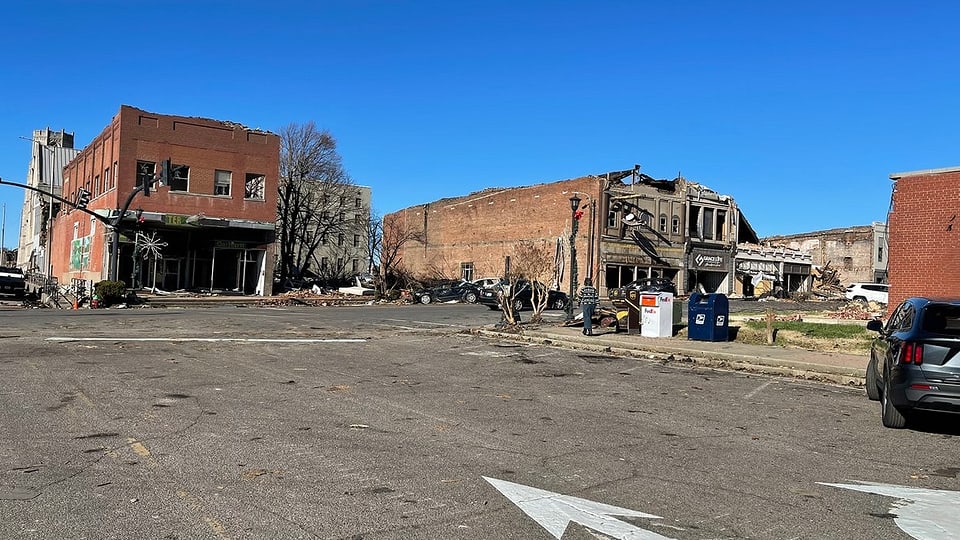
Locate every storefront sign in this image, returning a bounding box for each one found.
[692,251,727,269]
[214,240,250,250]
[163,214,189,226]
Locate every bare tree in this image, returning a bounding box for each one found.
[498,240,556,324]
[379,214,424,297]
[277,122,357,287]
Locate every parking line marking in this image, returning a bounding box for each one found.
[744,380,774,400]
[46,337,366,343]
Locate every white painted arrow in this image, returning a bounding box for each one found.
[821,481,960,539]
[484,476,676,539]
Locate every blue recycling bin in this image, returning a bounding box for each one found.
[687,292,729,342]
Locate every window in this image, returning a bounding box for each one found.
[702,208,714,240]
[688,206,701,237]
[321,257,329,270]
[355,197,362,208]
[339,212,345,223]
[715,210,726,241]
[170,165,189,192]
[843,256,854,270]
[659,214,667,233]
[352,259,359,272]
[877,246,884,262]
[94,175,100,196]
[245,173,265,199]
[103,168,110,191]
[137,161,155,191]
[353,234,360,247]
[214,170,231,196]
[337,233,344,247]
[672,216,680,235]
[337,257,344,269]
[321,234,327,245]
[607,210,618,228]
[461,262,474,281]
[354,213,363,225]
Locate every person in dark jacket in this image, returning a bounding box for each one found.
[579,278,599,335]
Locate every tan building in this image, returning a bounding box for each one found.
[762,223,888,286]
[385,167,760,298]
[51,105,280,295]
[17,128,80,273]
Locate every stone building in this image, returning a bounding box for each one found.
[16,128,80,273]
[385,167,760,297]
[51,105,280,295]
[762,223,888,286]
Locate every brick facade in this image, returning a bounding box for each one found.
[54,105,280,294]
[888,167,960,308]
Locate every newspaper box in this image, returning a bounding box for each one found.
[640,292,675,338]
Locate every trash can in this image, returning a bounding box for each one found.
[687,292,729,341]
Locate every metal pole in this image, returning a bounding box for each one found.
[565,210,579,321]
[586,199,595,280]
[1,203,5,262]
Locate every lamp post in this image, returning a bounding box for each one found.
[565,194,581,321]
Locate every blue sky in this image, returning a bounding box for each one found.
[1,1,957,250]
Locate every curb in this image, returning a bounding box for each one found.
[475,329,866,388]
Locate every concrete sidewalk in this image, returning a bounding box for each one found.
[478,324,868,387]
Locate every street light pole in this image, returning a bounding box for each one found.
[565,194,581,321]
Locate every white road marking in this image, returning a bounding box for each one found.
[822,482,960,539]
[46,337,366,343]
[744,380,774,400]
[484,476,675,539]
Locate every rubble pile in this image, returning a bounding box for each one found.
[810,262,846,298]
[827,300,885,320]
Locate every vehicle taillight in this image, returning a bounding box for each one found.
[900,342,924,365]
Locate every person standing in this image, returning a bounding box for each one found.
[579,277,599,335]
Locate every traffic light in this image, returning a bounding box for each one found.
[76,188,91,209]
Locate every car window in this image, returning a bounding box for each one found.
[886,302,914,332]
[922,304,960,336]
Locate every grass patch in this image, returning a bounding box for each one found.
[743,320,870,339]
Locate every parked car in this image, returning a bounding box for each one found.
[472,277,502,290]
[478,279,568,311]
[608,277,678,309]
[865,297,960,428]
[845,282,889,304]
[414,280,481,304]
[0,266,26,297]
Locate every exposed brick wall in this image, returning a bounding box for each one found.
[763,226,877,285]
[888,169,960,308]
[386,176,602,282]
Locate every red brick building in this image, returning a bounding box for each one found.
[887,167,960,308]
[54,105,280,295]
[386,168,757,297]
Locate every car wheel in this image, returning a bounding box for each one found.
[512,299,524,312]
[865,356,881,401]
[464,291,478,304]
[419,294,432,304]
[853,296,867,304]
[881,375,908,429]
[552,297,567,310]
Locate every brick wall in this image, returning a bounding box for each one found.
[387,176,602,282]
[888,169,960,308]
[763,226,877,285]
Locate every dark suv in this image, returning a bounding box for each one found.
[608,277,678,309]
[866,297,960,428]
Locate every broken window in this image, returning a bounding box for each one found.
[878,246,884,262]
[688,206,701,238]
[244,173,264,199]
[607,209,618,228]
[702,208,714,240]
[659,214,667,233]
[169,165,189,192]
[214,170,231,196]
[715,210,726,241]
[843,256,854,270]
[672,216,680,235]
[461,262,474,281]
[137,161,156,192]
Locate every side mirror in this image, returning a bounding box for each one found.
[866,319,883,332]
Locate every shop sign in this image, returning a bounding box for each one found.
[692,251,727,269]
[163,214,189,226]
[214,240,249,250]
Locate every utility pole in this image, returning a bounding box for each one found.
[1,202,5,263]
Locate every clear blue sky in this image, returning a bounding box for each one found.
[2,1,958,251]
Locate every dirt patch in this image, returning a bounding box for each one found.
[730,325,872,354]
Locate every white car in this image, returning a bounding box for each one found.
[472,277,502,290]
[845,282,889,304]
